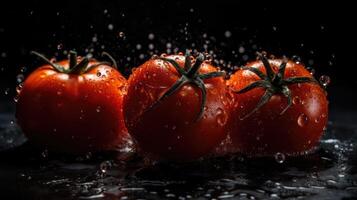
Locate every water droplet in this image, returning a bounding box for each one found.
[57,91,62,96]
[274,152,285,164]
[297,114,309,127]
[148,43,154,50]
[57,43,63,50]
[151,54,159,59]
[292,96,300,105]
[4,88,10,95]
[99,161,111,174]
[108,24,114,30]
[41,149,48,158]
[20,66,27,73]
[238,46,245,53]
[118,31,125,38]
[16,83,23,94]
[148,33,155,40]
[224,30,232,38]
[13,95,19,102]
[319,75,331,88]
[16,74,24,83]
[96,71,102,77]
[216,108,228,126]
[96,106,101,112]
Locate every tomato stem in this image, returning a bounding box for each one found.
[69,51,78,69]
[235,52,319,119]
[31,50,119,74]
[147,50,225,122]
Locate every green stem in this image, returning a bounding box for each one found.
[69,51,78,69]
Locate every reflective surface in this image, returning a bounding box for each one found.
[1,107,357,200]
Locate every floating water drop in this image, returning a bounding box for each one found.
[148,33,155,40]
[16,74,24,83]
[118,31,125,38]
[57,43,63,50]
[99,161,111,174]
[319,75,331,88]
[274,152,285,164]
[224,30,232,38]
[108,24,114,30]
[4,88,10,95]
[13,95,19,102]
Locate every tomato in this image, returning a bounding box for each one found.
[123,51,230,161]
[227,53,328,156]
[16,51,128,154]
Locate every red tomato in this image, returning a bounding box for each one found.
[16,51,128,154]
[123,51,230,161]
[227,53,328,156]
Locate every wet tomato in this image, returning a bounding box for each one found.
[16,51,128,154]
[227,53,328,156]
[123,51,230,161]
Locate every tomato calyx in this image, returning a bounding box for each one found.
[147,50,226,121]
[234,52,319,119]
[30,50,118,74]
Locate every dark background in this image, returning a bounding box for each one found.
[0,0,356,110]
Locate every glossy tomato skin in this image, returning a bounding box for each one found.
[123,55,231,161]
[227,59,328,156]
[16,60,128,153]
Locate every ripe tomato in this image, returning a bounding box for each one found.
[123,51,230,161]
[227,53,328,156]
[16,51,128,154]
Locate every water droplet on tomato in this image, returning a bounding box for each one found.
[297,114,309,127]
[151,54,159,59]
[96,106,101,112]
[274,152,285,164]
[96,71,102,77]
[216,108,228,126]
[319,75,331,88]
[314,118,320,123]
[292,96,300,105]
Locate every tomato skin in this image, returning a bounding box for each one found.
[227,59,328,156]
[16,60,128,153]
[123,55,230,161]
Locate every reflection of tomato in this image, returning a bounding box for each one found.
[227,53,328,156]
[123,52,230,161]
[16,51,128,153]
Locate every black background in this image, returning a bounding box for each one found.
[0,0,356,109]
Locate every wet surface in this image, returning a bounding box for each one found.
[1,108,357,200]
